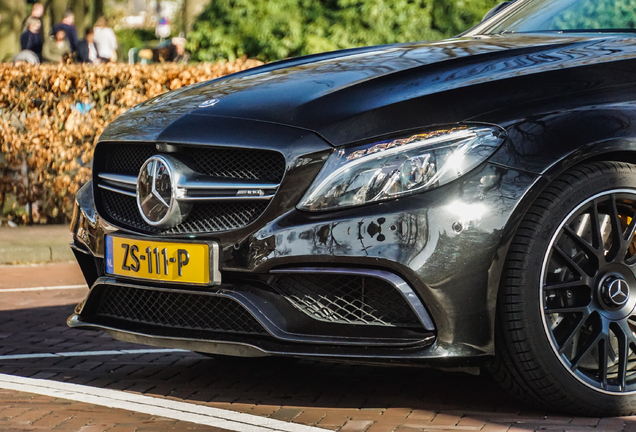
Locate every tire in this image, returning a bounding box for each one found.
[492,161,636,416]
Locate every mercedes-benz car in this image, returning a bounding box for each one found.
[69,0,636,415]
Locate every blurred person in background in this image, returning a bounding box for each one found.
[20,17,43,61]
[43,28,70,63]
[12,50,40,65]
[22,3,44,42]
[77,27,100,64]
[171,37,190,63]
[52,11,78,54]
[93,17,118,62]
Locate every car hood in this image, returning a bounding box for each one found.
[101,33,636,146]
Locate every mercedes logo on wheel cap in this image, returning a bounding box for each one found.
[137,155,190,228]
[601,276,630,308]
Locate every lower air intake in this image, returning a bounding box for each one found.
[94,285,267,335]
[271,273,422,328]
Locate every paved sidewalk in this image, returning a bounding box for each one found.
[0,225,74,265]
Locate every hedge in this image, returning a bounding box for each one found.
[187,0,499,62]
[0,59,263,225]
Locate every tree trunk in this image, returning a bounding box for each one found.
[93,0,104,23]
[0,0,26,62]
[70,0,86,38]
[47,0,68,30]
[183,0,210,35]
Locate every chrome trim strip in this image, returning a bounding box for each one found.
[269,267,436,332]
[97,171,279,202]
[178,178,280,190]
[177,195,275,202]
[97,183,137,198]
[98,173,137,186]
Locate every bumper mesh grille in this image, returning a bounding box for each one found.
[95,285,267,335]
[95,257,106,277]
[272,273,422,328]
[101,189,268,234]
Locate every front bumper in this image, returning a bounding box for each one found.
[69,162,539,365]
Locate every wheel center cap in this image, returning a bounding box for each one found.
[601,276,630,308]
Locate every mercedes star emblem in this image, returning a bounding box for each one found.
[608,278,630,306]
[601,275,630,308]
[137,155,191,228]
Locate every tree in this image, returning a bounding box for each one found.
[183,0,210,35]
[93,0,103,23]
[69,0,89,38]
[187,0,499,63]
[48,0,68,30]
[0,0,26,62]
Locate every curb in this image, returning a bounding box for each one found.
[0,225,75,265]
[0,245,74,265]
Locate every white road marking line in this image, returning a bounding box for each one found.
[0,284,87,293]
[0,373,326,432]
[0,349,188,360]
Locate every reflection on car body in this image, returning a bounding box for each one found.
[70,0,636,415]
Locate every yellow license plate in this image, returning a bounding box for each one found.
[105,235,210,284]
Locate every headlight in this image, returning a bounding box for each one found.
[298,125,505,211]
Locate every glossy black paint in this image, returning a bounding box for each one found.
[73,27,636,365]
[103,33,636,148]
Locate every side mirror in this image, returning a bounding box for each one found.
[482,1,512,22]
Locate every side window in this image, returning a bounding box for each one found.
[551,0,636,30]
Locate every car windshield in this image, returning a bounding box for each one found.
[475,0,636,35]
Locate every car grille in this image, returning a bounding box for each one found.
[101,189,268,234]
[185,147,286,183]
[102,144,285,182]
[94,285,267,335]
[105,144,159,176]
[95,257,106,277]
[95,143,285,234]
[271,273,422,328]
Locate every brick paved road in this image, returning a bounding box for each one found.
[0,388,222,431]
[0,263,635,431]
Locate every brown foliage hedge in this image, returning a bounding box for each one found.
[0,59,263,224]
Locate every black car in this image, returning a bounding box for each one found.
[69,0,636,415]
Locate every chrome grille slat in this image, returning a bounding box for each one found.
[97,172,279,202]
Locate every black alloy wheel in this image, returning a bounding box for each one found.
[542,190,636,394]
[492,162,636,416]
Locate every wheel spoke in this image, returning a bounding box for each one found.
[571,325,604,371]
[618,209,636,260]
[543,279,590,291]
[551,244,590,278]
[615,324,630,391]
[599,338,609,390]
[607,194,624,262]
[562,225,600,260]
[590,199,604,250]
[624,209,636,244]
[557,312,590,355]
[545,305,589,314]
